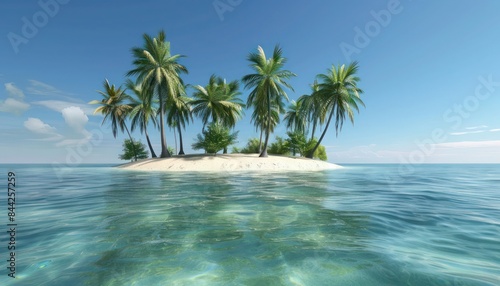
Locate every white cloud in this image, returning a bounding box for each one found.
[26,80,67,97]
[24,118,60,136]
[32,100,95,115]
[5,83,24,98]
[61,106,89,133]
[465,125,488,130]
[433,140,500,149]
[490,129,500,132]
[0,98,30,114]
[1,83,29,114]
[450,130,485,136]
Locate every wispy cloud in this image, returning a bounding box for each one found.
[0,83,30,114]
[465,125,488,130]
[32,100,95,115]
[433,140,500,149]
[0,98,30,115]
[450,130,485,136]
[27,80,67,96]
[451,125,500,136]
[5,83,24,98]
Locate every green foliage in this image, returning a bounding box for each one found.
[242,45,296,156]
[192,123,239,154]
[127,30,188,158]
[304,138,328,161]
[231,146,241,154]
[307,62,364,157]
[119,139,149,161]
[190,75,244,129]
[314,145,328,161]
[279,132,328,161]
[167,146,175,156]
[239,138,261,154]
[268,136,290,155]
[286,131,307,156]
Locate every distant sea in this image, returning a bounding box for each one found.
[0,164,498,285]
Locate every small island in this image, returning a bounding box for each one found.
[90,30,364,171]
[118,154,341,172]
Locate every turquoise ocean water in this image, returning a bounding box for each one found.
[0,164,498,285]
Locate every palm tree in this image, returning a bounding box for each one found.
[298,80,324,141]
[307,62,364,158]
[284,100,307,134]
[166,85,192,155]
[242,45,296,157]
[127,30,188,158]
[125,79,158,158]
[90,79,138,161]
[190,74,244,132]
[250,102,281,152]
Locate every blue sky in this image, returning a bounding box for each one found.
[1,0,500,164]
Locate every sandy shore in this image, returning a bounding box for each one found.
[117,154,342,172]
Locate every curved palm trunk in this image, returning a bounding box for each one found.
[123,124,138,161]
[259,93,271,157]
[158,87,171,158]
[310,119,317,141]
[258,129,263,153]
[177,123,185,155]
[144,126,157,158]
[307,106,334,159]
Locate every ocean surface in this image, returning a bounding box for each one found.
[0,164,498,285]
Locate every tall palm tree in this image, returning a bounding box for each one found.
[190,74,244,131]
[298,80,324,141]
[284,100,307,134]
[242,45,296,157]
[307,62,364,158]
[90,79,138,161]
[166,85,192,155]
[125,79,158,158]
[127,30,188,158]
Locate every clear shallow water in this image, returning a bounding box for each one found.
[0,164,499,285]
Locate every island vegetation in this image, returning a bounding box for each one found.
[90,30,364,162]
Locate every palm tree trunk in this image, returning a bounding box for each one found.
[310,119,317,141]
[177,123,185,155]
[123,124,138,161]
[144,127,157,158]
[260,94,271,157]
[173,124,178,155]
[258,129,263,153]
[158,87,171,158]
[307,106,334,159]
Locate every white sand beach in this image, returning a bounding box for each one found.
[118,154,342,172]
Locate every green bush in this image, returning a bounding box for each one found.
[240,138,261,154]
[304,138,328,161]
[269,136,290,155]
[119,139,149,161]
[192,123,238,155]
[286,131,307,156]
